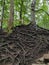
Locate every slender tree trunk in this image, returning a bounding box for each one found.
[19,0,23,24]
[8,0,14,32]
[31,0,36,27]
[1,0,5,29]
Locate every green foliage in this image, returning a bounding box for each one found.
[0,0,49,30]
[36,0,49,29]
[2,19,30,29]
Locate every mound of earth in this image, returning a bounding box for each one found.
[0,24,49,65]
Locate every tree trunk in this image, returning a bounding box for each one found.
[8,0,14,32]
[31,0,36,27]
[19,0,23,24]
[1,0,5,29]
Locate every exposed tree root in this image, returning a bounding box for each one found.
[0,25,49,65]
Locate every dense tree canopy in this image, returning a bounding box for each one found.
[0,0,49,30]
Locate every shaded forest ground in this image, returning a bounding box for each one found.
[0,24,49,65]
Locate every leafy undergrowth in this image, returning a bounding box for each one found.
[2,20,30,29]
[37,21,49,30]
[2,19,49,31]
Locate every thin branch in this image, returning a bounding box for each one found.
[35,9,49,16]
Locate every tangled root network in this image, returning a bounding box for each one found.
[0,25,49,65]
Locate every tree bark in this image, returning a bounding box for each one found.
[8,0,14,32]
[19,0,23,24]
[31,0,36,26]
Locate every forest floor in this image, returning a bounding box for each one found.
[0,24,49,65]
